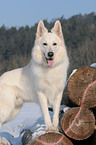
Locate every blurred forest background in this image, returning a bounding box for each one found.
[0,12,96,76]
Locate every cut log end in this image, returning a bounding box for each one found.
[95,125,96,130]
[60,107,95,140]
[68,66,96,108]
[32,132,73,145]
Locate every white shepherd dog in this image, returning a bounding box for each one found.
[0,20,69,131]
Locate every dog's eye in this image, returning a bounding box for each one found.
[53,43,57,46]
[43,43,47,46]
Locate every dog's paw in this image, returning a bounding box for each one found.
[52,125,59,132]
[46,125,59,132]
[46,125,53,132]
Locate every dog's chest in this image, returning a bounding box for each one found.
[34,66,65,93]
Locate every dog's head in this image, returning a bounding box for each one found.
[32,20,68,67]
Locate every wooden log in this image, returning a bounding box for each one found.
[95,125,96,130]
[60,107,95,140]
[32,132,73,145]
[68,66,96,108]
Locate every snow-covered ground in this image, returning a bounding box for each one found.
[0,63,95,144]
[0,103,43,144]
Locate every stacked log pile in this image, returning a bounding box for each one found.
[60,66,96,144]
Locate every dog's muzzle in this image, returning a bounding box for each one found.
[44,52,54,67]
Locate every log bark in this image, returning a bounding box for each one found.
[60,107,95,140]
[68,66,96,108]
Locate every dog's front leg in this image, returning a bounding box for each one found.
[37,91,52,131]
[53,92,62,131]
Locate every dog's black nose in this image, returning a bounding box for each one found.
[48,52,54,57]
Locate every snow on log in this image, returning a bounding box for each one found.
[68,66,96,108]
[60,107,95,140]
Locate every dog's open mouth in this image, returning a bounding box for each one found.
[43,52,54,67]
[45,58,54,67]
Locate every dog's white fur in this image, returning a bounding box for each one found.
[0,20,69,130]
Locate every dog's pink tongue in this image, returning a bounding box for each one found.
[48,60,54,67]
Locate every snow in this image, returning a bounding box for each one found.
[0,63,95,144]
[0,103,43,144]
[90,63,96,67]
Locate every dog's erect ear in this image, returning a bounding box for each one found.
[51,20,63,39]
[36,21,48,39]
